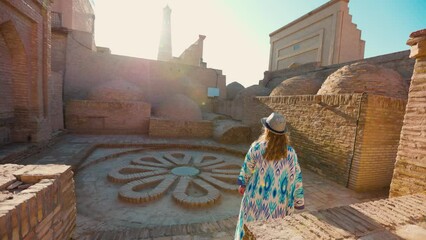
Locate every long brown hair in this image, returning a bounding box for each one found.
[257,127,289,161]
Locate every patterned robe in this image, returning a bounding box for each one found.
[235,142,304,240]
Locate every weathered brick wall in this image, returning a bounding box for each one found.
[390,30,426,197]
[0,164,76,240]
[213,99,241,120]
[66,100,151,134]
[149,118,213,138]
[0,30,13,145]
[242,94,361,185]
[0,0,56,143]
[227,94,405,191]
[350,95,406,191]
[49,71,64,132]
[51,32,67,73]
[63,33,226,108]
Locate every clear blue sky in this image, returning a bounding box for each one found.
[95,0,426,87]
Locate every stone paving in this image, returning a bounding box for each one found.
[245,193,426,239]
[3,134,389,239]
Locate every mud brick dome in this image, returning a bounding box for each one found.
[87,80,145,102]
[154,94,202,121]
[270,74,323,96]
[235,85,271,100]
[226,82,245,100]
[317,62,408,99]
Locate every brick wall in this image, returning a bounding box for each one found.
[0,0,56,143]
[51,32,67,73]
[0,164,76,240]
[149,118,213,138]
[390,30,426,197]
[62,31,226,108]
[213,99,244,121]
[0,30,13,145]
[65,100,151,134]
[49,71,64,132]
[219,93,405,191]
[243,95,361,186]
[350,95,406,191]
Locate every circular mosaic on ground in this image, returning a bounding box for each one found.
[75,148,244,229]
[107,150,240,207]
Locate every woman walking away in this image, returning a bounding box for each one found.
[235,112,304,240]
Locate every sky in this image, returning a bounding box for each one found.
[94,0,426,87]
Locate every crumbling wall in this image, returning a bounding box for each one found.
[64,33,226,109]
[0,164,76,240]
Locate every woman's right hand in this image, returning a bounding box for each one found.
[238,185,246,195]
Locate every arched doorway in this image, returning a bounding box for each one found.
[0,20,31,144]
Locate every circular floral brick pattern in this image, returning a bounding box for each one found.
[75,147,243,230]
[107,151,240,207]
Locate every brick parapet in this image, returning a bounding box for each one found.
[0,164,76,240]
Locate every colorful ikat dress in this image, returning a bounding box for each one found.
[235,142,304,240]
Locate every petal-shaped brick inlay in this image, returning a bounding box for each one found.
[194,154,225,167]
[201,162,241,172]
[163,152,192,165]
[198,172,238,192]
[107,150,240,207]
[132,155,174,167]
[108,166,168,183]
[173,177,220,207]
[119,174,178,203]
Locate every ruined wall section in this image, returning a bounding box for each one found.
[173,35,206,67]
[0,164,76,240]
[390,30,426,197]
[63,34,226,109]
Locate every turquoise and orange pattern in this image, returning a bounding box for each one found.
[235,142,304,240]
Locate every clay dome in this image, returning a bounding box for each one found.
[235,85,272,100]
[226,82,245,100]
[270,75,323,96]
[88,80,144,102]
[317,62,408,99]
[153,94,202,121]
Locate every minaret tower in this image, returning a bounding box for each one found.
[157,5,172,61]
